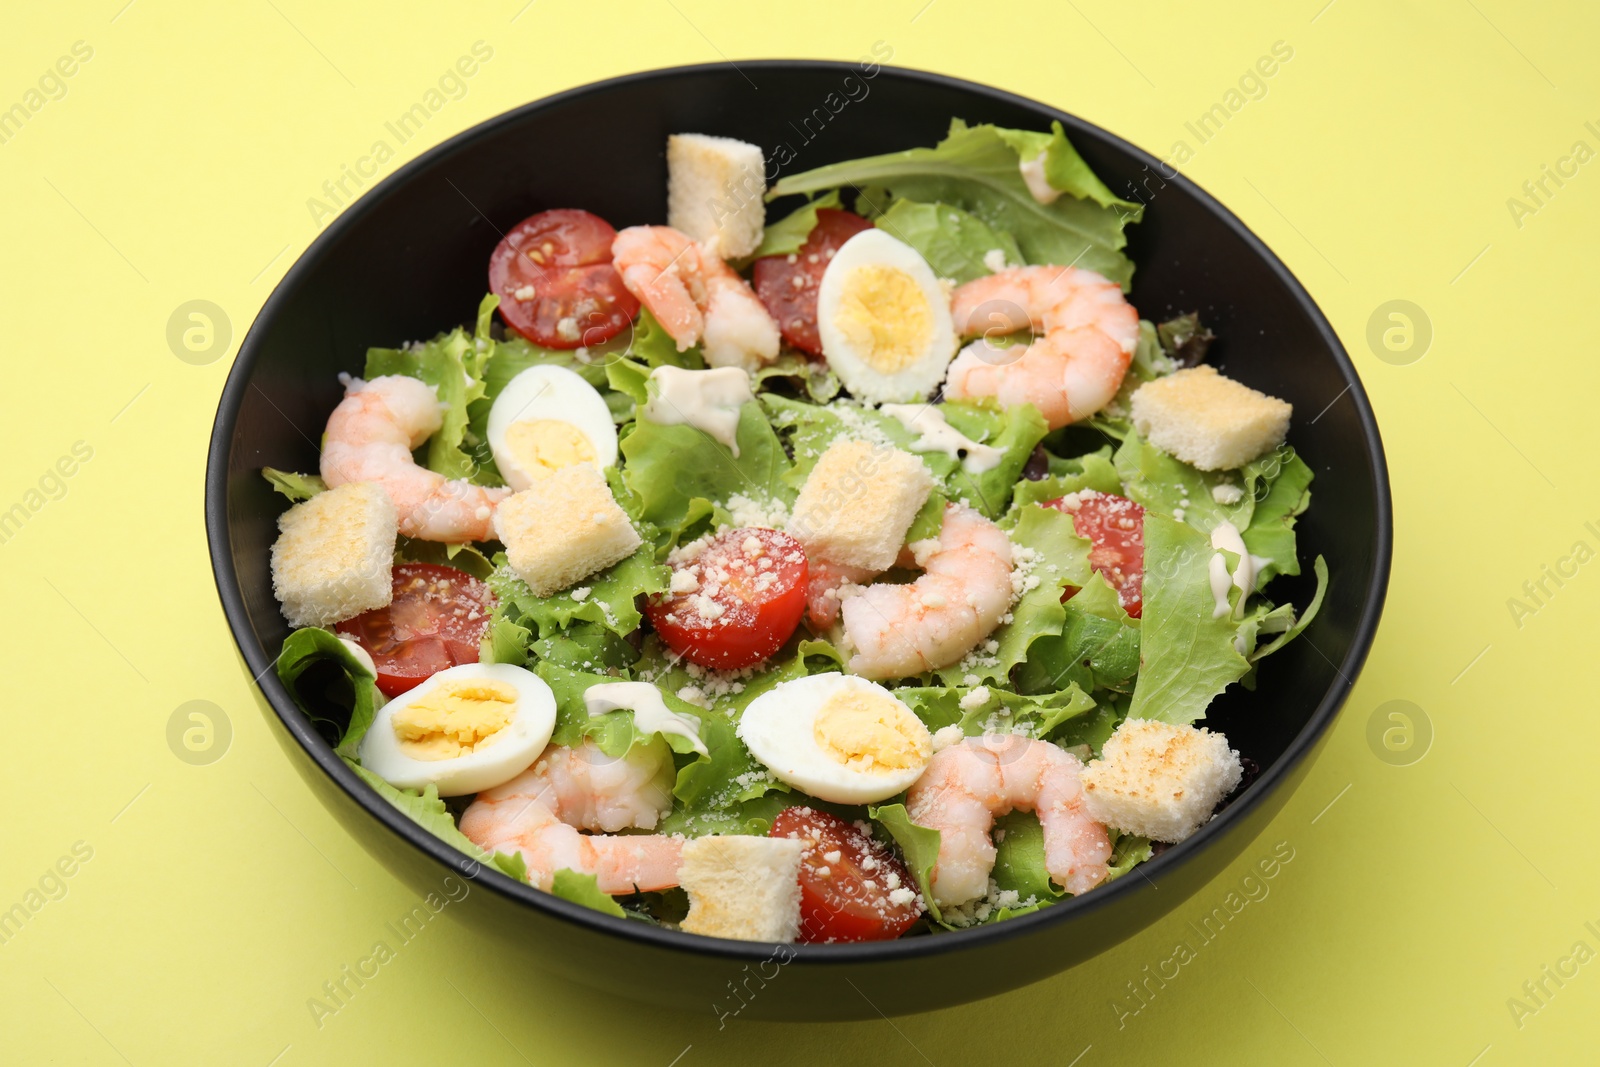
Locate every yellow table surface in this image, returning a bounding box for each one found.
[5,1,1598,1062]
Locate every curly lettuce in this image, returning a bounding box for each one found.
[770,118,1141,288]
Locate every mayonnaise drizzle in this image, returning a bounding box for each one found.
[1019,150,1061,205]
[1208,520,1265,621]
[641,366,754,457]
[584,681,708,755]
[879,404,1005,473]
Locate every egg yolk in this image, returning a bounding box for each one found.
[392,679,517,761]
[504,419,596,480]
[814,689,930,773]
[834,265,933,374]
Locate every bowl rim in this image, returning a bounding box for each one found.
[206,58,1392,966]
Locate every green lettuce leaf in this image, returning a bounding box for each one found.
[1127,514,1251,724]
[1012,573,1141,697]
[752,190,841,258]
[343,759,527,881]
[751,353,841,403]
[992,120,1142,213]
[262,468,326,502]
[619,400,793,548]
[625,307,705,370]
[869,802,942,922]
[896,682,1096,740]
[1241,448,1314,583]
[770,119,1140,288]
[365,296,494,481]
[1105,832,1154,882]
[274,626,381,758]
[535,662,709,761]
[990,811,1064,904]
[873,199,1022,283]
[549,869,626,917]
[1006,446,1123,518]
[1247,555,1329,663]
[485,543,668,643]
[393,536,494,581]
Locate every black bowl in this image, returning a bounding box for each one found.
[206,61,1390,1021]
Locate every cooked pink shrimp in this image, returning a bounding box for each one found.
[839,503,1013,679]
[805,558,876,629]
[944,265,1139,429]
[906,734,1112,908]
[459,741,683,893]
[321,374,509,542]
[612,225,780,372]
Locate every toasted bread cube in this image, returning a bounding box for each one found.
[270,482,398,628]
[679,836,805,942]
[667,133,766,260]
[1129,365,1292,471]
[790,440,934,571]
[1081,719,1244,843]
[492,463,641,597]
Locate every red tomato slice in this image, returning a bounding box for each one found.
[489,209,640,349]
[335,563,497,697]
[644,528,808,670]
[769,807,922,943]
[1044,491,1145,618]
[752,209,874,356]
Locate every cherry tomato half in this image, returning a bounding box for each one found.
[335,563,496,697]
[644,528,808,670]
[752,208,874,356]
[1044,491,1145,618]
[488,208,640,349]
[769,807,922,943]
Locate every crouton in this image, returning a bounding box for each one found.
[492,464,641,597]
[270,482,398,628]
[1129,365,1292,471]
[667,133,766,260]
[789,439,934,571]
[1081,719,1244,843]
[678,835,805,942]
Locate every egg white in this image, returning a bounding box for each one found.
[736,672,932,805]
[358,662,556,796]
[487,364,618,491]
[815,229,957,404]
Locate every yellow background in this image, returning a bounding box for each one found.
[3,0,1597,1062]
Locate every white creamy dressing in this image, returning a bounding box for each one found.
[584,681,708,755]
[1208,522,1271,641]
[879,404,1005,473]
[338,637,378,679]
[1019,150,1060,205]
[641,365,754,457]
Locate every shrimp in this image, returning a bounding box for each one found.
[944,265,1140,429]
[805,558,875,629]
[839,503,1013,679]
[905,734,1112,908]
[459,740,684,893]
[321,373,509,542]
[612,225,780,373]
